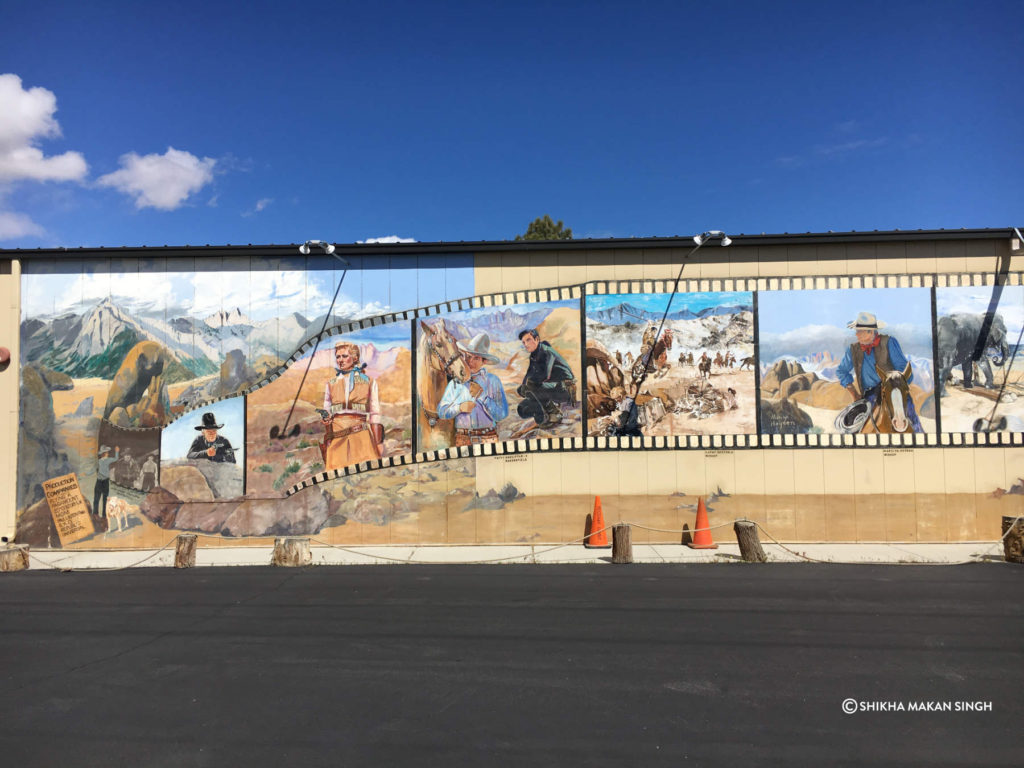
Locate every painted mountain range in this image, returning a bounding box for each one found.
[21,297,325,381]
[588,301,751,326]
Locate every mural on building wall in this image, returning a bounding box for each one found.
[15,254,473,547]
[585,292,756,436]
[936,285,1024,432]
[246,324,412,493]
[758,288,936,435]
[15,256,1024,551]
[415,300,582,451]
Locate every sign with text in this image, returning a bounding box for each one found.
[42,473,94,546]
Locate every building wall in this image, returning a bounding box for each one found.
[7,233,1024,551]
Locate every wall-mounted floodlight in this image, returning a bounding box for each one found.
[693,230,732,247]
[299,239,336,255]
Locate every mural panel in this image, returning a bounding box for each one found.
[246,324,413,492]
[16,253,473,548]
[161,396,246,500]
[416,300,582,451]
[758,288,935,435]
[936,285,1024,432]
[585,292,756,436]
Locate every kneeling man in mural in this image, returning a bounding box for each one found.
[438,332,509,446]
[836,312,922,433]
[517,328,576,427]
[187,412,237,463]
[321,342,384,469]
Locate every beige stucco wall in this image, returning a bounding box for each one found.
[473,238,1021,295]
[0,259,19,540]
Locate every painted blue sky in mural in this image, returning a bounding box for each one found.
[588,292,751,317]
[162,397,246,466]
[759,288,934,362]
[936,286,1024,338]
[21,254,474,322]
[1,2,1021,249]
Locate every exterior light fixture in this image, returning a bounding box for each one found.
[693,230,732,247]
[299,239,336,255]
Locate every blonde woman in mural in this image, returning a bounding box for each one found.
[321,342,383,469]
[437,332,509,446]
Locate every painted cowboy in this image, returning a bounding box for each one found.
[836,311,923,432]
[321,342,383,469]
[93,444,119,517]
[516,328,576,426]
[187,412,237,463]
[437,332,509,446]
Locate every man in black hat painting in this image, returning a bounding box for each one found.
[187,412,237,463]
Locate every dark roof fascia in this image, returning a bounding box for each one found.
[2,228,1018,261]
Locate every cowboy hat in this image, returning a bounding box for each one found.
[847,311,887,330]
[194,412,224,431]
[456,332,500,364]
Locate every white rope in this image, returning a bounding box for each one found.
[29,536,178,572]
[309,526,616,565]
[18,514,1024,570]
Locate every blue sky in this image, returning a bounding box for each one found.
[2,1,1022,248]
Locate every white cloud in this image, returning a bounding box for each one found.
[0,74,87,182]
[97,147,215,210]
[813,137,888,157]
[357,235,417,244]
[0,210,45,240]
[241,197,272,217]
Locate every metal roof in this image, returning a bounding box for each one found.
[0,227,1019,260]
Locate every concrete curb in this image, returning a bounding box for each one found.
[21,541,1008,570]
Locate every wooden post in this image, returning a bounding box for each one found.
[1002,516,1024,564]
[0,544,30,572]
[174,534,197,569]
[612,523,632,564]
[272,537,312,567]
[733,520,768,563]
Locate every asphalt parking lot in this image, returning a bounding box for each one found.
[2,563,1022,766]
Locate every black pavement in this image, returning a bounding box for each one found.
[1,563,1022,766]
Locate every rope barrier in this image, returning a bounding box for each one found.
[16,514,1023,570]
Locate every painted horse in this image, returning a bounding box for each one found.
[866,362,918,434]
[417,318,469,450]
[631,329,674,383]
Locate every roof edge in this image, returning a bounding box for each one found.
[2,227,1019,259]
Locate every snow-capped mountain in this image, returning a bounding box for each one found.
[21,298,320,380]
[204,307,252,328]
[588,301,751,326]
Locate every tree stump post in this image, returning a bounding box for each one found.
[174,534,197,569]
[1002,516,1024,564]
[0,544,30,572]
[734,520,768,563]
[272,537,312,567]
[612,524,633,564]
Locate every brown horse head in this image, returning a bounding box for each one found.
[420,318,468,382]
[875,361,913,433]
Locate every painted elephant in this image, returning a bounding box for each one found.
[936,312,1009,396]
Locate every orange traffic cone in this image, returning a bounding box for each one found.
[687,497,718,549]
[584,496,611,548]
